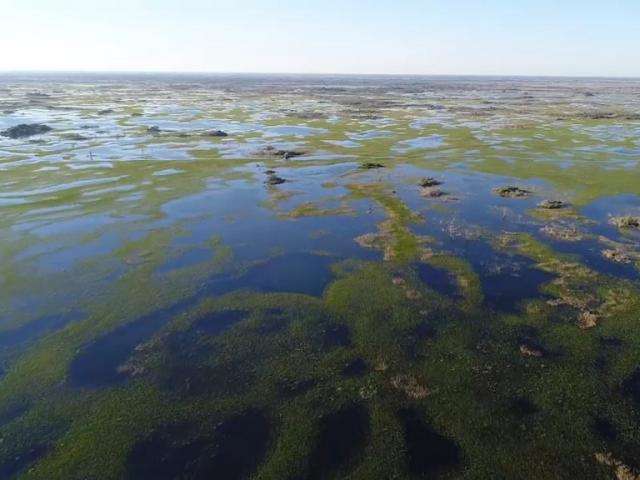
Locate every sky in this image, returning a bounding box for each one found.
[1,0,639,76]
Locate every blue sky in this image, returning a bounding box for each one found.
[2,0,639,76]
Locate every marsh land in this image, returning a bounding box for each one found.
[1,73,640,479]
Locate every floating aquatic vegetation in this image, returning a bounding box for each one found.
[281,201,355,219]
[602,248,632,264]
[360,162,385,169]
[540,224,586,242]
[538,199,568,209]
[204,130,228,137]
[418,177,442,188]
[598,236,640,269]
[493,185,531,198]
[594,452,640,480]
[350,183,427,263]
[420,187,448,198]
[578,310,599,329]
[259,146,305,159]
[519,343,544,358]
[265,174,287,185]
[391,374,430,399]
[1,123,52,139]
[610,215,640,230]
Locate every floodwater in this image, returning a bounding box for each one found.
[1,73,640,479]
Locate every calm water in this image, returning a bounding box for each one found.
[1,74,640,479]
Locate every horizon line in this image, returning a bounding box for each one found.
[0,69,639,80]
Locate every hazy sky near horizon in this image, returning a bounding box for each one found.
[2,0,639,76]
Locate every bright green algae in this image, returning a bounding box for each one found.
[1,75,640,479]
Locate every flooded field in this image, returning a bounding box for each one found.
[1,73,640,479]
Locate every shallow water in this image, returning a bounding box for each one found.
[1,73,640,479]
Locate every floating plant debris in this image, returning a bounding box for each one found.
[1,123,52,138]
[538,199,568,209]
[360,162,385,169]
[391,374,430,399]
[610,215,640,229]
[493,185,531,198]
[602,248,632,264]
[265,174,287,185]
[205,130,228,137]
[420,187,447,198]
[419,177,442,188]
[261,146,305,159]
